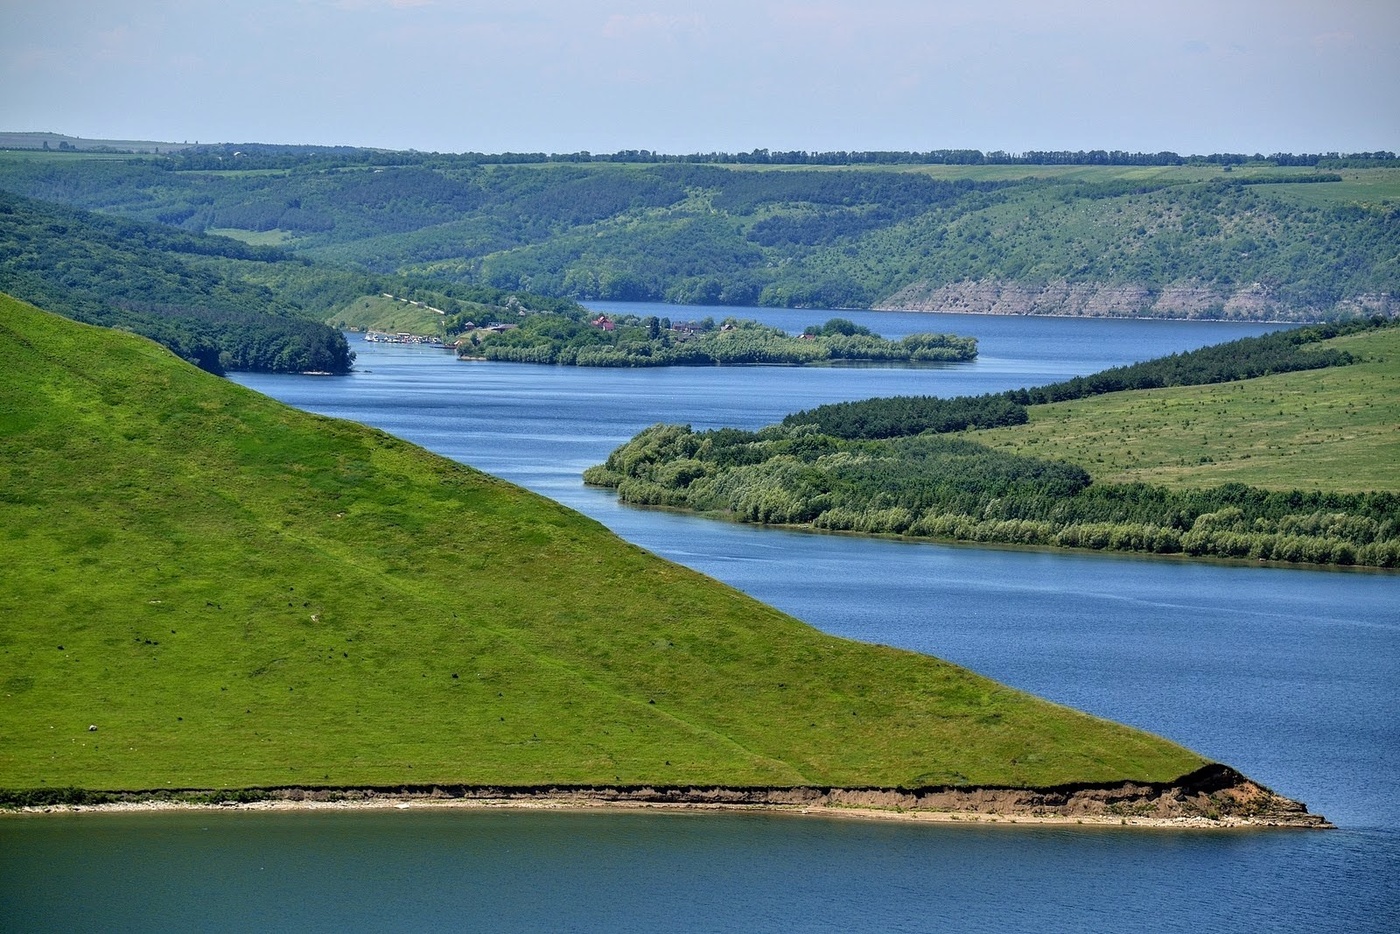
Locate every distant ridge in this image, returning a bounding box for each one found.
[2,143,1393,320]
[0,131,198,153]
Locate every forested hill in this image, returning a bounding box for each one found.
[0,148,1395,320]
[0,191,354,374]
[0,190,582,373]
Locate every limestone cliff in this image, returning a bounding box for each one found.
[876,279,1396,322]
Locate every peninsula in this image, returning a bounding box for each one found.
[586,319,1400,568]
[458,312,977,367]
[0,295,1322,825]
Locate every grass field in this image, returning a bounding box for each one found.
[328,295,445,335]
[0,149,163,163]
[977,326,1400,492]
[205,227,297,246]
[0,294,1207,793]
[1258,170,1400,208]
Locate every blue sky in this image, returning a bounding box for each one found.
[2,0,1396,154]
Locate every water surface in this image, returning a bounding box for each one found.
[5,308,1395,933]
[2,809,1392,933]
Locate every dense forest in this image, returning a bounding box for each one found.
[0,191,579,373]
[462,313,977,367]
[585,319,1400,568]
[0,149,1394,321]
[0,191,356,373]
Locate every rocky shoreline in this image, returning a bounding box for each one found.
[875,278,1395,322]
[3,765,1330,829]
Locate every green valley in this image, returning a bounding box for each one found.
[0,190,581,373]
[0,147,1394,321]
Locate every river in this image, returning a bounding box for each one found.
[2,306,1395,932]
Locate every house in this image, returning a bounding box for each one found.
[591,315,616,332]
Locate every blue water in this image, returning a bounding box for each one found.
[4,307,1396,932]
[1,810,1393,933]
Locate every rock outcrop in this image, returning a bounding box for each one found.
[876,279,1396,322]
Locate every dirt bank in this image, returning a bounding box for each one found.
[4,765,1329,829]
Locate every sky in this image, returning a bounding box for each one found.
[2,0,1397,155]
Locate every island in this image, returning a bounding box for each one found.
[457,312,977,367]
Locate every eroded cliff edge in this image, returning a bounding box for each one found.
[5,766,1330,828]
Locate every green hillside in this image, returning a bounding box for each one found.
[0,190,355,374]
[331,294,447,335]
[1,149,1394,319]
[0,294,1206,793]
[977,325,1400,493]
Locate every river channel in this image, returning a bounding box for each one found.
[2,306,1395,932]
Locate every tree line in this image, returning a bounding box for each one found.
[781,319,1378,439]
[140,143,1400,170]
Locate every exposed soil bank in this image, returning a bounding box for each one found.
[2,765,1329,829]
[876,279,1396,322]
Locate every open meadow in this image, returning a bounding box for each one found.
[978,326,1400,492]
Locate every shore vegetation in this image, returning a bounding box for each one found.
[461,312,976,367]
[587,319,1400,567]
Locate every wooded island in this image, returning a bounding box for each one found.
[459,312,977,367]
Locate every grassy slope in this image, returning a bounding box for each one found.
[976,327,1400,492]
[0,295,1205,792]
[328,295,444,335]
